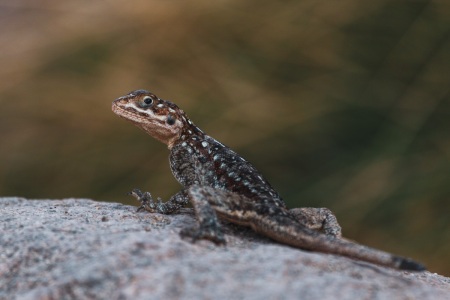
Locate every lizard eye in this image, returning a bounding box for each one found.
[142,96,153,106]
[167,114,176,125]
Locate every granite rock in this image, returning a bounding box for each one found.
[1,198,449,299]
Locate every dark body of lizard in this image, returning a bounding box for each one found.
[112,89,425,271]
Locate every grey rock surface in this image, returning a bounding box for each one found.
[0,197,449,300]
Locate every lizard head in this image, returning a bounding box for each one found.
[112,90,190,148]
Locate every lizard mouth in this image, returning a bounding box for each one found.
[111,101,122,114]
[111,101,144,123]
[111,101,128,119]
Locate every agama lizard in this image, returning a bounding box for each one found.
[112,89,425,271]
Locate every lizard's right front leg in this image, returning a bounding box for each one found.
[129,187,226,245]
[179,185,226,245]
[129,189,190,214]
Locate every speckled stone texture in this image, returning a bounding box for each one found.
[1,197,449,299]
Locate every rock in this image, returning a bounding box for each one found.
[0,197,449,299]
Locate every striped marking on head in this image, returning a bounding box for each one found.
[112,90,190,148]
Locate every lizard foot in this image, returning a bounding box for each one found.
[180,226,226,245]
[128,188,163,213]
[289,207,343,238]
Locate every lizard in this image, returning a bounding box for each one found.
[112,89,426,271]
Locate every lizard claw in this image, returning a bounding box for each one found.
[128,188,158,212]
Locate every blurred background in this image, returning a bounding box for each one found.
[0,1,449,275]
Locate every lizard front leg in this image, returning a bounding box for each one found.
[129,187,226,244]
[129,188,190,214]
[181,185,226,245]
[288,207,342,238]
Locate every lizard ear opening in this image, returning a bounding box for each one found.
[167,114,176,125]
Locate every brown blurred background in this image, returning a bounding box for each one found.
[0,1,449,275]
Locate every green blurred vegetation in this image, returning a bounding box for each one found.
[0,1,449,274]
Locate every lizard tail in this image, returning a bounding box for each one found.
[251,212,426,271]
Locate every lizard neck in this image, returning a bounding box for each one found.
[172,120,206,149]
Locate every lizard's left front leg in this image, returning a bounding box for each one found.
[129,188,190,214]
[130,186,226,244]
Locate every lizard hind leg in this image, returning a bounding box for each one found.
[289,207,342,238]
